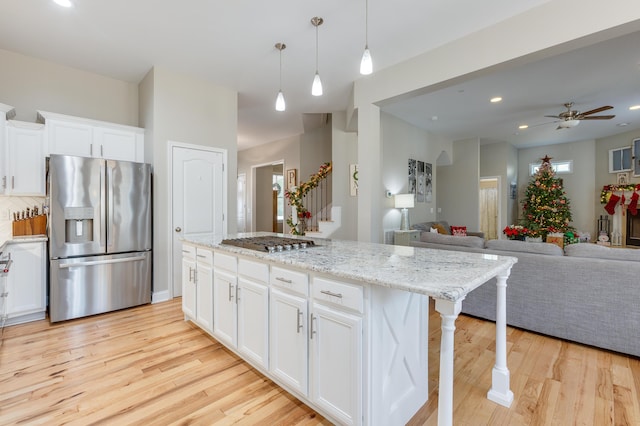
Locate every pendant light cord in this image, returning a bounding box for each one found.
[315,24,319,73]
[365,0,369,48]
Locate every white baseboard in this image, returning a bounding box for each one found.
[152,290,170,304]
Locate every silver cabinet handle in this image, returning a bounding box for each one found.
[276,277,292,284]
[101,145,104,157]
[296,308,303,333]
[309,314,316,339]
[193,269,197,283]
[175,227,182,232]
[228,283,233,301]
[236,286,240,304]
[189,266,194,282]
[2,176,5,189]
[320,290,343,298]
[90,143,93,156]
[197,254,206,258]
[11,176,14,189]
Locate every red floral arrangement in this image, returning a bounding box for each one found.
[503,225,528,239]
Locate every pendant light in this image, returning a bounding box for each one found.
[359,0,373,75]
[275,43,286,112]
[311,17,324,96]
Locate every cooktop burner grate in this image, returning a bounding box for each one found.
[220,236,316,253]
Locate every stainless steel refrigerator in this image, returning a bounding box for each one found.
[48,154,152,322]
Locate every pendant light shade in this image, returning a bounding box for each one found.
[359,0,373,75]
[274,43,286,111]
[311,17,324,97]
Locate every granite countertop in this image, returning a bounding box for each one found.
[183,233,518,302]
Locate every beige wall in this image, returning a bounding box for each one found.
[480,141,519,233]
[331,112,358,241]
[437,138,481,231]
[0,48,138,125]
[139,66,237,298]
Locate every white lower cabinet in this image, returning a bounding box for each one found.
[270,287,309,395]
[182,246,429,426]
[5,241,47,325]
[310,278,363,425]
[181,243,213,333]
[213,254,269,369]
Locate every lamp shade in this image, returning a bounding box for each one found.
[394,194,414,209]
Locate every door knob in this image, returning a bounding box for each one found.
[175,227,182,232]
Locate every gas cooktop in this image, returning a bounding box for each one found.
[220,236,316,253]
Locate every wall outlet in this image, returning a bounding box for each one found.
[437,208,442,213]
[430,207,434,213]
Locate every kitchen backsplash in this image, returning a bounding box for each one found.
[0,196,46,243]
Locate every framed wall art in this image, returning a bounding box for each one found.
[286,169,297,189]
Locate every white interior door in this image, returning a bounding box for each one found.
[172,146,224,297]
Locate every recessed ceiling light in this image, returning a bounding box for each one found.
[490,97,502,103]
[53,0,72,7]
[518,124,528,130]
[630,105,640,111]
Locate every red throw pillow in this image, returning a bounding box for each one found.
[450,226,467,236]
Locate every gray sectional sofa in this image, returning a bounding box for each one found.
[409,230,640,357]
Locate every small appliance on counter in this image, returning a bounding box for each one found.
[47,154,152,322]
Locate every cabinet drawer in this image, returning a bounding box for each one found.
[312,277,363,314]
[214,252,237,273]
[196,248,213,265]
[238,258,268,283]
[271,266,308,297]
[182,243,196,258]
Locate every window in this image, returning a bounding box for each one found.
[609,146,632,173]
[529,160,573,176]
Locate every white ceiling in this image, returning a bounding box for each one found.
[0,0,558,150]
[382,30,640,149]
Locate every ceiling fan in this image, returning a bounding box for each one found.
[544,102,615,129]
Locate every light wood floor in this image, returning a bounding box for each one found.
[1,298,638,425]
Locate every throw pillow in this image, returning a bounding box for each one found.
[450,226,467,236]
[432,223,448,234]
[429,227,439,233]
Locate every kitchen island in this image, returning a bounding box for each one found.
[182,233,517,425]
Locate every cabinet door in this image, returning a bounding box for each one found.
[7,125,45,195]
[47,120,93,157]
[310,303,362,426]
[270,288,308,395]
[6,242,46,321]
[196,260,214,333]
[94,127,142,162]
[213,269,237,347]
[182,256,197,319]
[237,277,269,369]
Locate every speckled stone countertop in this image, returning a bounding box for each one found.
[183,233,517,302]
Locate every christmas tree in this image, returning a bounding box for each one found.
[521,155,574,239]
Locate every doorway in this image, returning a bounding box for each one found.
[237,173,246,233]
[253,162,284,233]
[170,143,225,297]
[480,177,500,240]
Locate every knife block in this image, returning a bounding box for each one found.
[12,215,47,237]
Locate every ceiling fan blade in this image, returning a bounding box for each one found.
[580,105,613,116]
[580,115,615,120]
[544,115,562,119]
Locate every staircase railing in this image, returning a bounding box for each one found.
[285,162,332,235]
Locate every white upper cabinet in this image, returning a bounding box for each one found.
[0,103,16,195]
[38,110,145,163]
[5,120,46,196]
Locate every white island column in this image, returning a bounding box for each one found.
[487,267,514,407]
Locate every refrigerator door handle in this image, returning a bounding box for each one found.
[100,160,107,251]
[106,162,114,250]
[58,255,147,269]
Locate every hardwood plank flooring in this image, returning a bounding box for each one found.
[1,298,638,425]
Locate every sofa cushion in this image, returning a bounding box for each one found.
[485,239,564,256]
[565,243,640,262]
[419,231,484,248]
[450,225,467,236]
